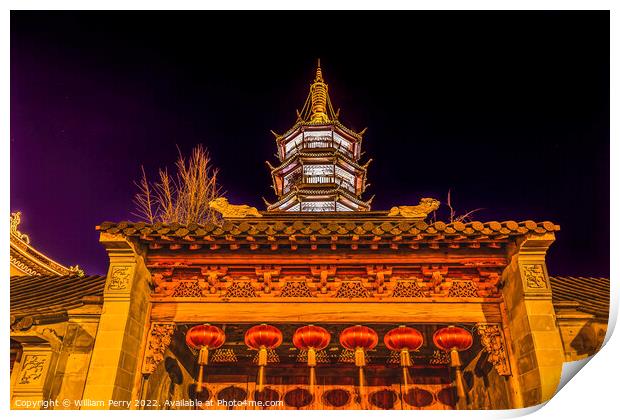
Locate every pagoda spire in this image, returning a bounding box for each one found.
[309,59,330,123]
[266,62,372,212]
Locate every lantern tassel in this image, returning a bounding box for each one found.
[450,349,467,405]
[354,347,365,367]
[258,346,268,366]
[358,366,367,409]
[307,348,317,367]
[196,347,209,392]
[308,347,317,393]
[309,366,316,389]
[449,348,461,368]
[256,346,268,392]
[400,349,411,390]
[359,367,366,389]
[257,365,266,392]
[400,349,411,367]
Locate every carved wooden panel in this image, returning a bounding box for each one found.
[279,281,313,298]
[148,263,504,300]
[142,323,176,374]
[476,324,511,375]
[448,281,479,298]
[335,281,370,298]
[225,282,257,298]
[391,281,425,298]
[172,281,205,298]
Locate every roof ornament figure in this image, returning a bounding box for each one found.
[209,197,262,218]
[10,211,84,276]
[10,212,30,244]
[388,198,440,218]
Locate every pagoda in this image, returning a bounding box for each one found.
[266,61,372,212]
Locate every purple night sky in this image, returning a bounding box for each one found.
[10,11,609,276]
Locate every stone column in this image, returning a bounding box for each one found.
[81,233,152,409]
[501,232,565,407]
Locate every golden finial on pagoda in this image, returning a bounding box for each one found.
[309,59,330,123]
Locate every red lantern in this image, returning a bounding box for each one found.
[432,326,473,404]
[293,325,331,391]
[384,325,423,367]
[384,325,423,389]
[339,325,378,399]
[340,325,378,367]
[433,325,472,366]
[186,324,225,392]
[245,324,283,391]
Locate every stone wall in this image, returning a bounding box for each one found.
[81,233,152,409]
[500,233,565,407]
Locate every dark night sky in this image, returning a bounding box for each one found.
[10,11,609,277]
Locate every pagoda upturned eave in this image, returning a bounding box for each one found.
[268,150,371,176]
[265,188,372,212]
[274,118,364,146]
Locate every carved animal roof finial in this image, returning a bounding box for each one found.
[209,197,262,218]
[388,198,440,219]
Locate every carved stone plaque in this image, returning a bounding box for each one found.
[108,266,132,290]
[522,264,547,289]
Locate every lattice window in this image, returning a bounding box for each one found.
[279,281,313,297]
[225,282,257,298]
[296,349,330,364]
[335,281,370,298]
[335,166,356,191]
[386,351,401,365]
[211,348,238,363]
[303,164,333,176]
[333,132,352,154]
[391,281,426,298]
[301,201,336,212]
[171,281,204,297]
[283,169,302,193]
[448,281,479,298]
[337,349,371,364]
[252,348,279,364]
[429,350,451,365]
[284,134,303,157]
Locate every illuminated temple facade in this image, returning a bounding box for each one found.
[10,65,610,410]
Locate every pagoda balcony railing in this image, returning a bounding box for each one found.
[285,139,353,159]
[301,175,356,192]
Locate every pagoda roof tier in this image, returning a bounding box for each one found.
[268,150,370,177]
[275,121,364,145]
[265,187,371,211]
[97,218,559,251]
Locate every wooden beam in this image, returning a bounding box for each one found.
[150,301,501,323]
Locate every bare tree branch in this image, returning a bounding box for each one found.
[131,166,155,224]
[445,189,484,223]
[133,145,222,225]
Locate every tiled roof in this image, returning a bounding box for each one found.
[11,212,84,277]
[550,276,610,319]
[97,218,559,246]
[10,275,106,326]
